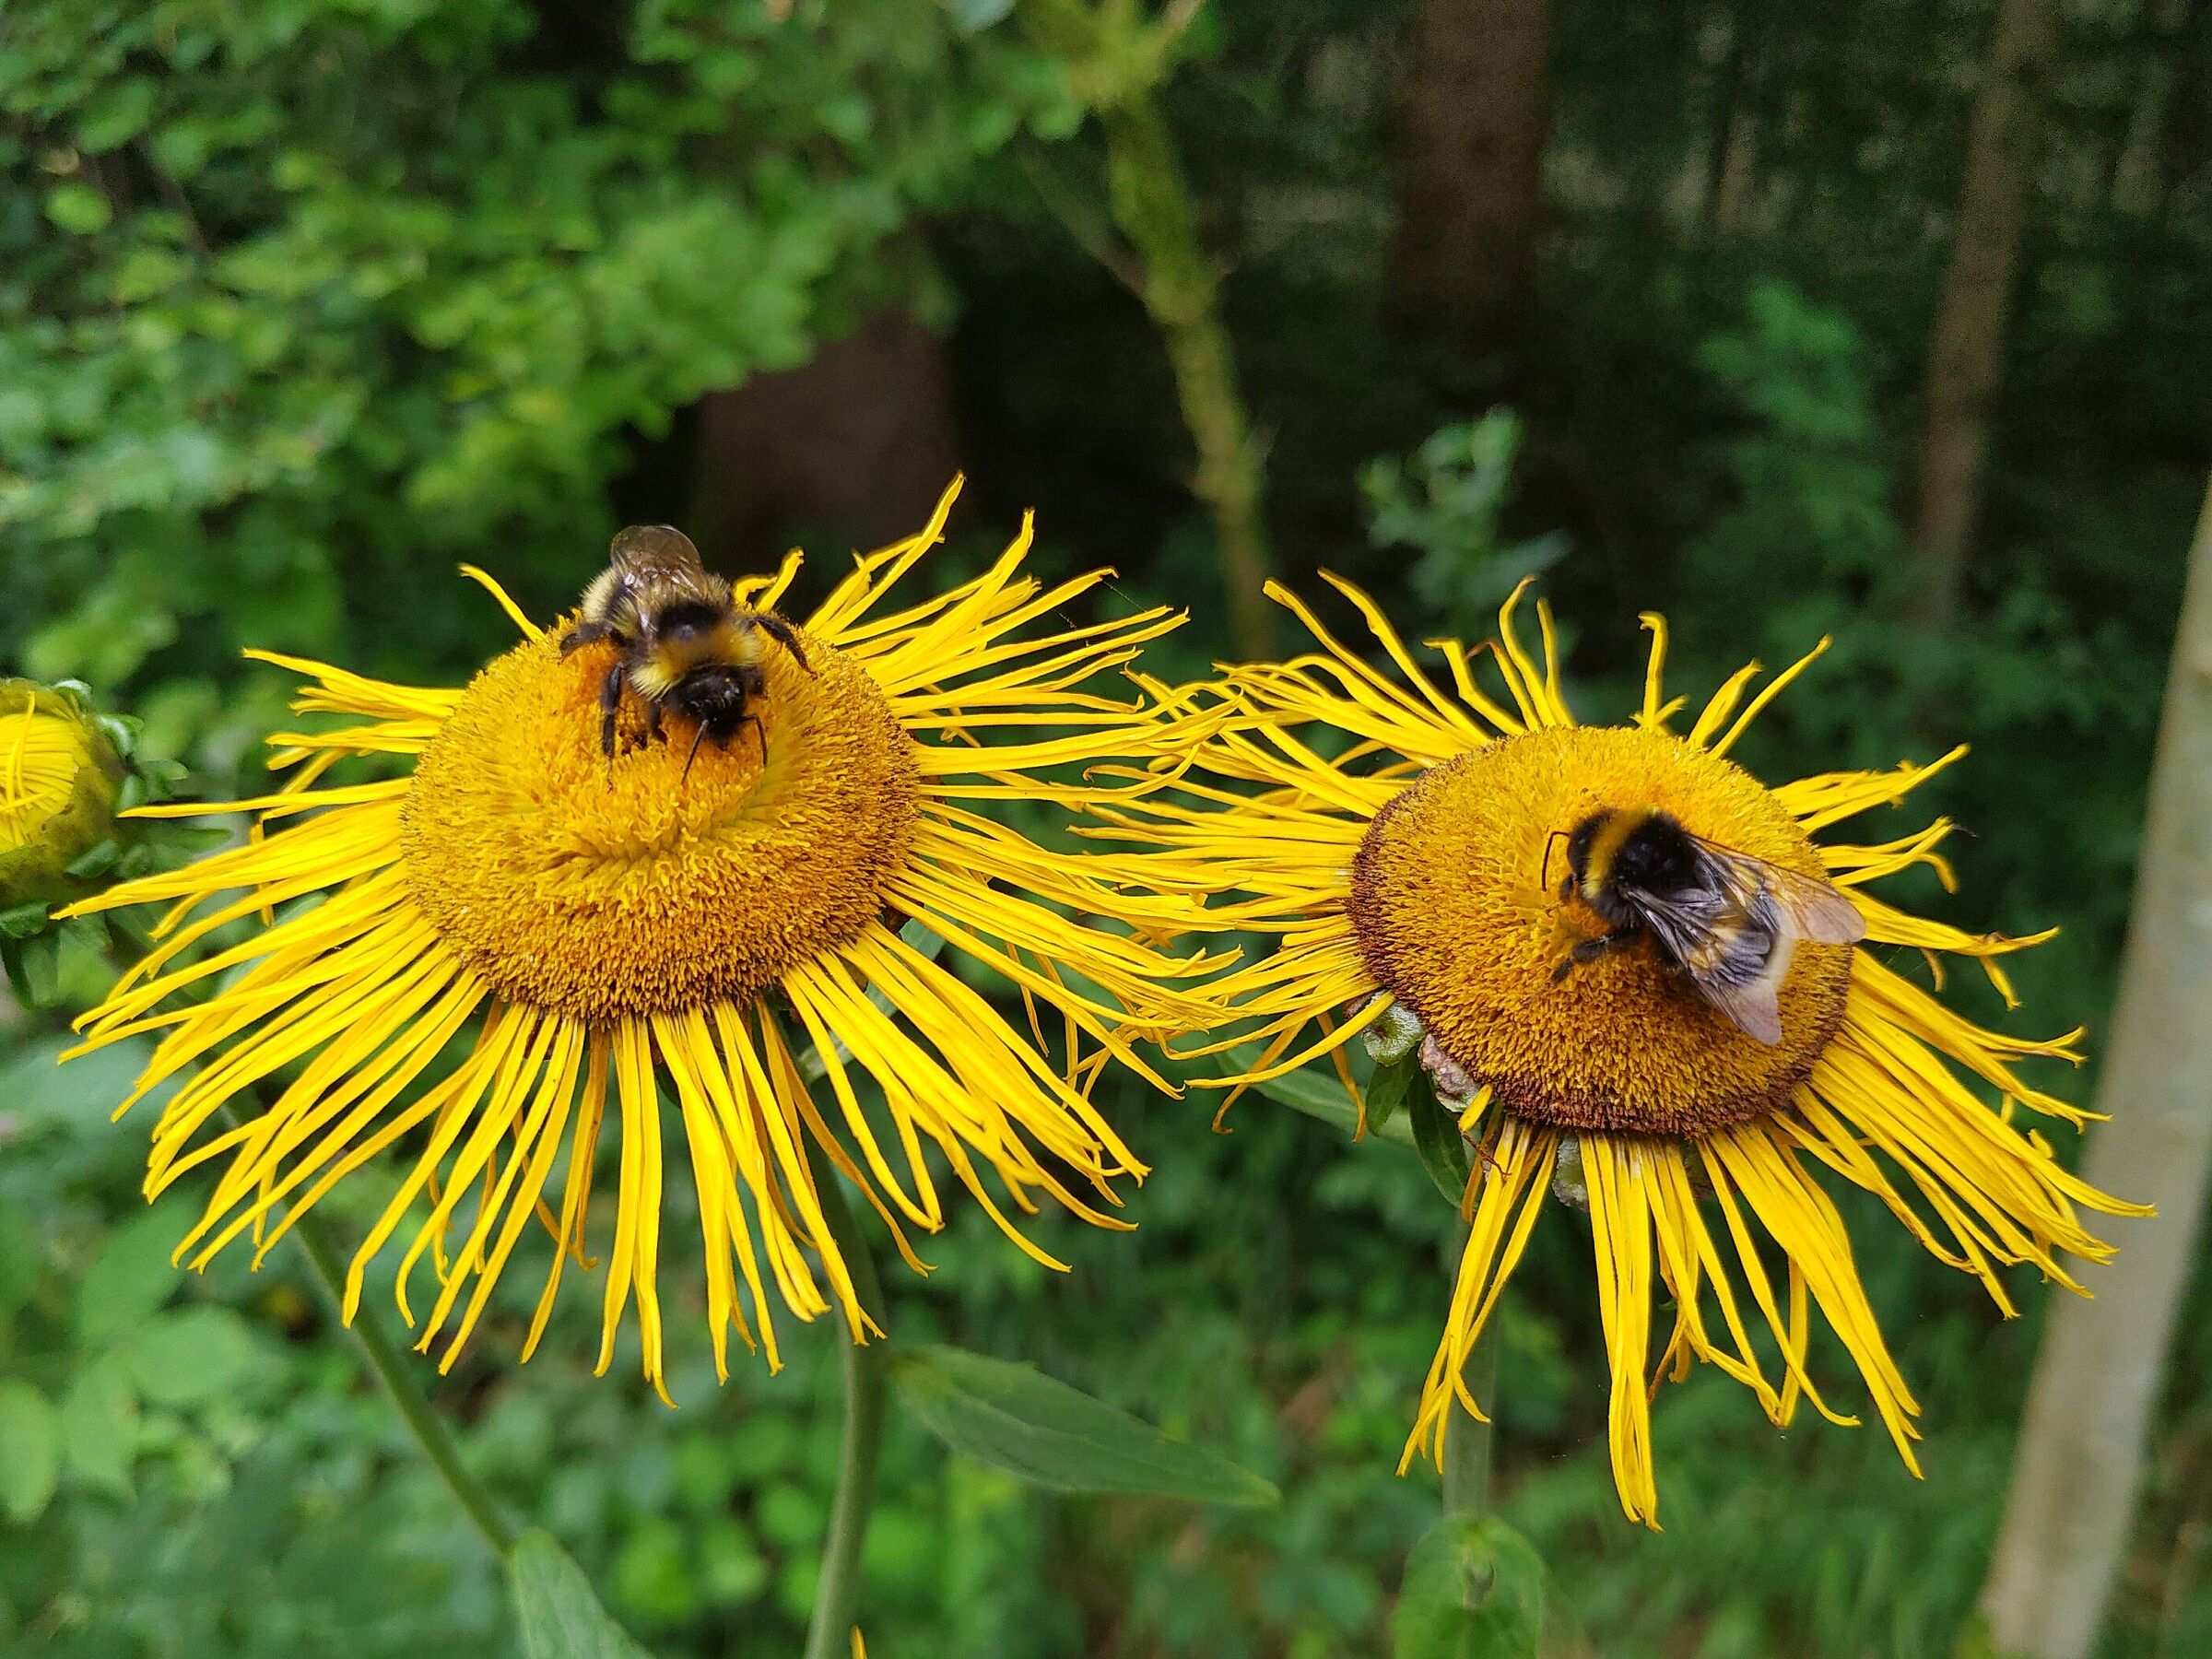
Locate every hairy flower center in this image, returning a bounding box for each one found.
[401,625,919,1020]
[1347,724,1852,1135]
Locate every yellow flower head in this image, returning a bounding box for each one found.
[0,678,123,905]
[1113,576,2147,1527]
[64,481,1218,1396]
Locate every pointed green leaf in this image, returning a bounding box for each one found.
[1236,1049,1417,1149]
[1363,1048,1419,1138]
[1406,1073,1473,1206]
[512,1529,656,1659]
[0,1380,61,1526]
[1394,1515,1546,1659]
[890,1344,1277,1506]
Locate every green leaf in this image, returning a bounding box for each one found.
[512,1528,656,1659]
[0,1380,61,1526]
[59,1358,138,1500]
[77,1206,185,1348]
[1406,1071,1474,1206]
[1364,1048,1419,1138]
[44,182,112,235]
[1236,1049,1417,1149]
[890,1344,1277,1506]
[124,1306,260,1407]
[1393,1515,1546,1659]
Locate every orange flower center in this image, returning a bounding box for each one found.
[1347,724,1852,1135]
[400,624,919,1020]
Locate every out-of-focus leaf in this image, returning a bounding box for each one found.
[76,1204,184,1347]
[512,1528,656,1659]
[0,1379,61,1525]
[59,1356,138,1498]
[124,1305,260,1406]
[1393,1515,1546,1658]
[891,1343,1277,1506]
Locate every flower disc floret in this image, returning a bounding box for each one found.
[1347,724,1851,1135]
[402,626,918,1021]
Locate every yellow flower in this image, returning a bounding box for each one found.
[64,482,1217,1396]
[0,678,123,906]
[1112,577,2146,1526]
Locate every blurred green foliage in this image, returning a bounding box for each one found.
[4,0,2210,1656]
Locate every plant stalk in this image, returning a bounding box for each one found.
[1439,1217,1500,1516]
[802,1173,892,1659]
[289,1209,516,1558]
[214,1098,513,1559]
[1019,0,1278,661]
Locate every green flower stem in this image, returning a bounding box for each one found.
[288,1206,518,1559]
[803,1171,892,1659]
[1439,1218,1500,1516]
[217,1096,513,1559]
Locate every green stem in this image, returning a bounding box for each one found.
[1019,0,1277,661]
[802,1173,892,1659]
[209,1096,512,1558]
[1439,1218,1500,1516]
[289,1208,517,1558]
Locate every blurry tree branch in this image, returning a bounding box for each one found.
[1910,0,2055,630]
[1978,477,2212,1658]
[1018,0,1278,661]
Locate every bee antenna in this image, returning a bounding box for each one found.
[680,721,708,785]
[1541,828,1570,892]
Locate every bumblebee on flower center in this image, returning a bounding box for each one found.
[1346,724,1853,1137]
[402,620,919,1023]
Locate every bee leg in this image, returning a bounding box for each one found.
[561,620,612,656]
[753,612,815,676]
[1551,927,1639,982]
[597,665,625,759]
[740,714,769,768]
[642,700,664,749]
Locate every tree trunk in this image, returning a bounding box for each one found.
[688,306,963,565]
[1388,0,1551,357]
[1909,0,2056,630]
[1978,478,2212,1659]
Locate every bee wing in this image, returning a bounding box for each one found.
[1621,841,1856,1047]
[1698,973,1785,1045]
[1688,837,1866,946]
[609,524,710,587]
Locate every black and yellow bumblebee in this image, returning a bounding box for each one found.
[559,524,813,771]
[1548,805,1865,1044]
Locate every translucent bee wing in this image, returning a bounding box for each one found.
[1686,835,1865,946]
[610,524,706,575]
[1702,972,1785,1045]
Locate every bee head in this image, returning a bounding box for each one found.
[670,663,759,743]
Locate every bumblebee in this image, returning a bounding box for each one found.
[559,524,813,771]
[1548,805,1865,1045]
